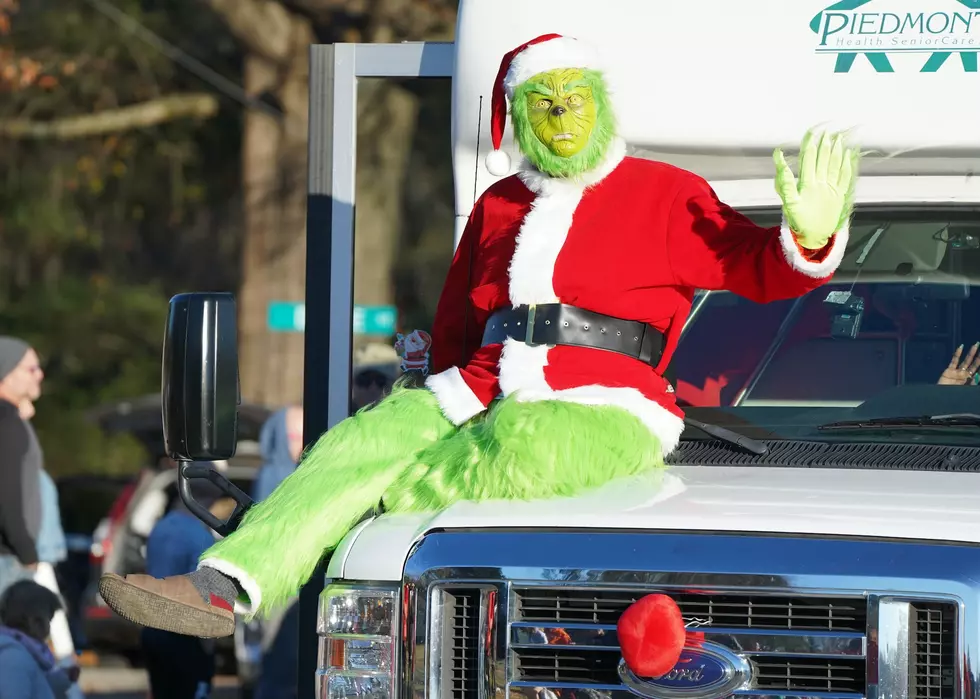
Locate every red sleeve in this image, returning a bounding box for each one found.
[429,199,485,375]
[665,174,849,303]
[424,197,502,425]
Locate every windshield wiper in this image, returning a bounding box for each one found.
[684,417,770,456]
[818,412,980,431]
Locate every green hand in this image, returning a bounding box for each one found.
[773,130,860,250]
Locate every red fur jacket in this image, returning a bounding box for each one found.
[423,138,847,454]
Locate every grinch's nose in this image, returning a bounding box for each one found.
[617,594,686,678]
[551,105,566,117]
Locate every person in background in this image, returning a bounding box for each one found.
[349,343,400,414]
[17,399,78,676]
[938,342,980,385]
[0,579,79,699]
[140,482,225,699]
[251,405,304,699]
[350,368,392,414]
[251,406,304,502]
[0,338,44,597]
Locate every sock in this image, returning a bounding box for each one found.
[187,567,239,609]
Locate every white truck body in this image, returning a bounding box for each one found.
[331,467,980,581]
[450,0,980,244]
[331,0,980,579]
[315,3,980,699]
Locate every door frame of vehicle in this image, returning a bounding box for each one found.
[302,40,454,698]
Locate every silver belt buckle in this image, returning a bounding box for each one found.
[525,304,536,345]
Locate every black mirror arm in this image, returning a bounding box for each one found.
[178,460,254,538]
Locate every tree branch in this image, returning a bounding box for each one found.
[0,93,219,140]
[363,0,456,43]
[284,0,362,14]
[201,0,299,63]
[282,0,367,23]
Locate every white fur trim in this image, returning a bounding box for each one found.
[199,557,262,616]
[504,37,602,98]
[497,339,685,457]
[425,367,487,425]
[779,215,850,278]
[517,137,627,197]
[486,149,512,176]
[509,138,627,306]
[501,137,681,454]
[508,184,582,306]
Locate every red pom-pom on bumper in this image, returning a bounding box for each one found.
[616,594,686,678]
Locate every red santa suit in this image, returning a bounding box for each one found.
[424,36,849,457]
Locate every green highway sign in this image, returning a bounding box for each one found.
[268,302,306,332]
[268,302,397,335]
[353,305,397,335]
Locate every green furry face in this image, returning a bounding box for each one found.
[524,68,596,158]
[511,68,616,178]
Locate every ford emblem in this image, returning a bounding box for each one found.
[618,641,753,699]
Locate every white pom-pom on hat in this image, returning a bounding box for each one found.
[485,149,512,177]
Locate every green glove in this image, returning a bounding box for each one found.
[773,130,860,250]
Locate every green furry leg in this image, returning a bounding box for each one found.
[199,384,452,615]
[382,395,664,512]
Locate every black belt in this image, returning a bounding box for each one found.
[481,303,665,368]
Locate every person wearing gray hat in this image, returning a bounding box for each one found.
[0,336,44,599]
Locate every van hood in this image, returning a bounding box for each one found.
[330,465,980,581]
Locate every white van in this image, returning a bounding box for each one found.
[176,1,980,697]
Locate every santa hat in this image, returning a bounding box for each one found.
[485,34,602,177]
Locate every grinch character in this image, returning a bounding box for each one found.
[99,33,859,644]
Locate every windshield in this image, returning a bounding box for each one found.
[674,206,980,447]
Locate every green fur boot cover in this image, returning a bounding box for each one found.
[199,383,453,615]
[382,394,665,513]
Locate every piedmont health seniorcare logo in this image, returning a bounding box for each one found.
[810,0,980,72]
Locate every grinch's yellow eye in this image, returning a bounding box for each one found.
[535,99,551,109]
[567,94,584,106]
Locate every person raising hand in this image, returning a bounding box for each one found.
[938,343,980,385]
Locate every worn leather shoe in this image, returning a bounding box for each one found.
[98,572,235,638]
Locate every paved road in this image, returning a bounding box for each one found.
[80,668,242,698]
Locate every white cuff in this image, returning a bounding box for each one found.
[425,367,487,425]
[199,557,262,616]
[779,215,850,278]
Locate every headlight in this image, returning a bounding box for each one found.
[316,583,399,699]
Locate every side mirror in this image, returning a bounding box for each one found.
[162,292,240,461]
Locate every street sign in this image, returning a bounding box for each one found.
[268,302,306,332]
[353,305,397,335]
[268,302,397,335]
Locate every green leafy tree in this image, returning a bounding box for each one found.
[0,0,461,476]
[0,0,242,475]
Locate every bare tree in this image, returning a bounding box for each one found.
[203,0,456,406]
[0,93,219,139]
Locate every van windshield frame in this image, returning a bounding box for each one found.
[674,204,980,448]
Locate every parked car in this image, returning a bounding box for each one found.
[81,464,262,681]
[54,475,131,653]
[85,395,270,585]
[79,393,270,691]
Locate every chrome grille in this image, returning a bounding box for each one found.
[515,587,867,631]
[445,589,481,699]
[403,531,972,699]
[511,647,869,692]
[513,647,619,683]
[752,656,865,693]
[911,602,957,699]
[510,587,868,695]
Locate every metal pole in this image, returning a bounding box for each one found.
[298,41,451,697]
[299,42,357,699]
